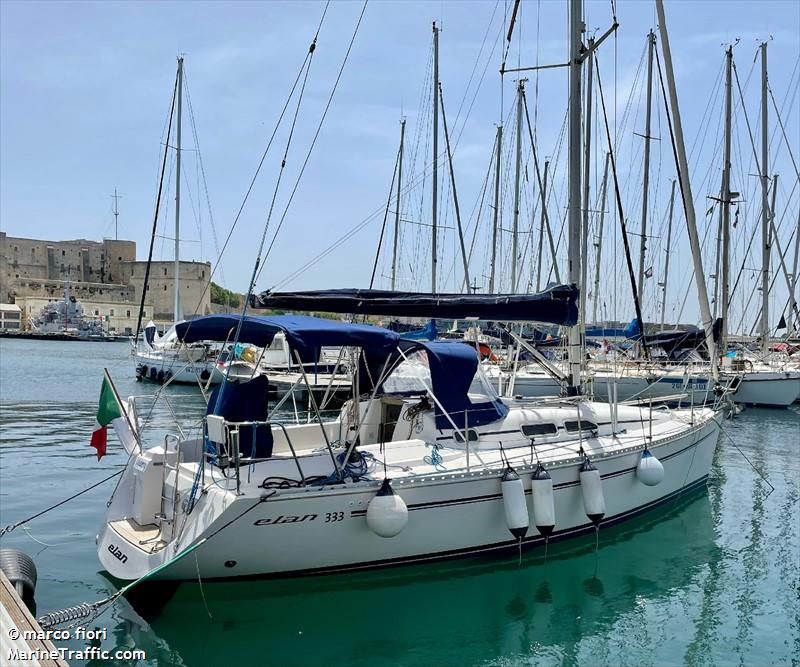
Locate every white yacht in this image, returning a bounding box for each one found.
[98,314,723,581]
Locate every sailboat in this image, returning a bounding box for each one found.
[95,0,724,582]
[716,42,800,406]
[132,57,221,386]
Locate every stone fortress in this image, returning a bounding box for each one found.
[0,232,211,334]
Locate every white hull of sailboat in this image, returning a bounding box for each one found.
[134,350,221,385]
[729,371,800,407]
[97,408,720,581]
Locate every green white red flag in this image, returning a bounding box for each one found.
[90,371,133,460]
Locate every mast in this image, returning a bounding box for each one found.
[655,0,717,372]
[759,42,770,355]
[566,0,583,393]
[638,30,656,303]
[489,125,502,292]
[112,188,121,241]
[431,22,439,293]
[174,56,184,325]
[580,37,594,332]
[511,79,525,292]
[439,83,471,292]
[391,119,406,290]
[720,46,733,355]
[660,179,676,332]
[790,210,800,336]
[536,160,549,292]
[592,153,610,323]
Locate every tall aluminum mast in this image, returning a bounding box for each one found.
[391,119,406,290]
[637,30,656,303]
[580,37,594,333]
[174,56,184,324]
[566,0,583,393]
[489,125,502,293]
[720,46,733,355]
[759,42,770,355]
[659,179,676,332]
[431,23,439,293]
[511,79,525,292]
[592,153,610,324]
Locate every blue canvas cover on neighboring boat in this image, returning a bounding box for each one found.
[398,319,437,341]
[420,340,508,430]
[251,284,579,326]
[175,314,400,357]
[584,318,641,339]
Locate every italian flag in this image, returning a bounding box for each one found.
[90,372,124,460]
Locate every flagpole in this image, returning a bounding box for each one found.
[103,367,141,452]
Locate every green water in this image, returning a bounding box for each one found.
[0,338,798,667]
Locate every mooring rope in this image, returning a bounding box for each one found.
[37,490,277,629]
[0,469,123,538]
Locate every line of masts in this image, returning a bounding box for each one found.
[386,4,791,360]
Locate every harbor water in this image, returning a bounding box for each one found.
[0,338,798,667]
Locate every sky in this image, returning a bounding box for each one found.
[1,0,798,329]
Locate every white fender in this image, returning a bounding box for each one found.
[366,478,408,538]
[579,457,605,525]
[500,466,529,539]
[531,464,555,536]
[637,449,665,486]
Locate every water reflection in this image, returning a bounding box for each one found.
[110,488,716,667]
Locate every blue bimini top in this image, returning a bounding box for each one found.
[175,314,400,358]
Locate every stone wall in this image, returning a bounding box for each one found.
[122,260,211,320]
[1,233,211,329]
[0,232,136,301]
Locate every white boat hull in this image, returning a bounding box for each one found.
[134,350,221,385]
[97,409,720,581]
[729,370,800,407]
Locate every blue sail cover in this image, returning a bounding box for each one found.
[399,319,437,341]
[584,318,641,339]
[420,341,508,430]
[174,314,400,356]
[252,284,578,325]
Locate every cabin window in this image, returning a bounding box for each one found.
[564,420,598,433]
[521,423,558,437]
[453,429,479,443]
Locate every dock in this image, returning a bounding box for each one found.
[0,570,69,667]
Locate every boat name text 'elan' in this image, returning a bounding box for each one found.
[254,514,318,526]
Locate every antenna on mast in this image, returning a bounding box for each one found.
[111,188,122,240]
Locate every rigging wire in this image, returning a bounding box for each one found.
[595,53,650,360]
[369,148,402,288]
[134,72,178,344]
[179,1,330,324]
[257,0,370,284]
